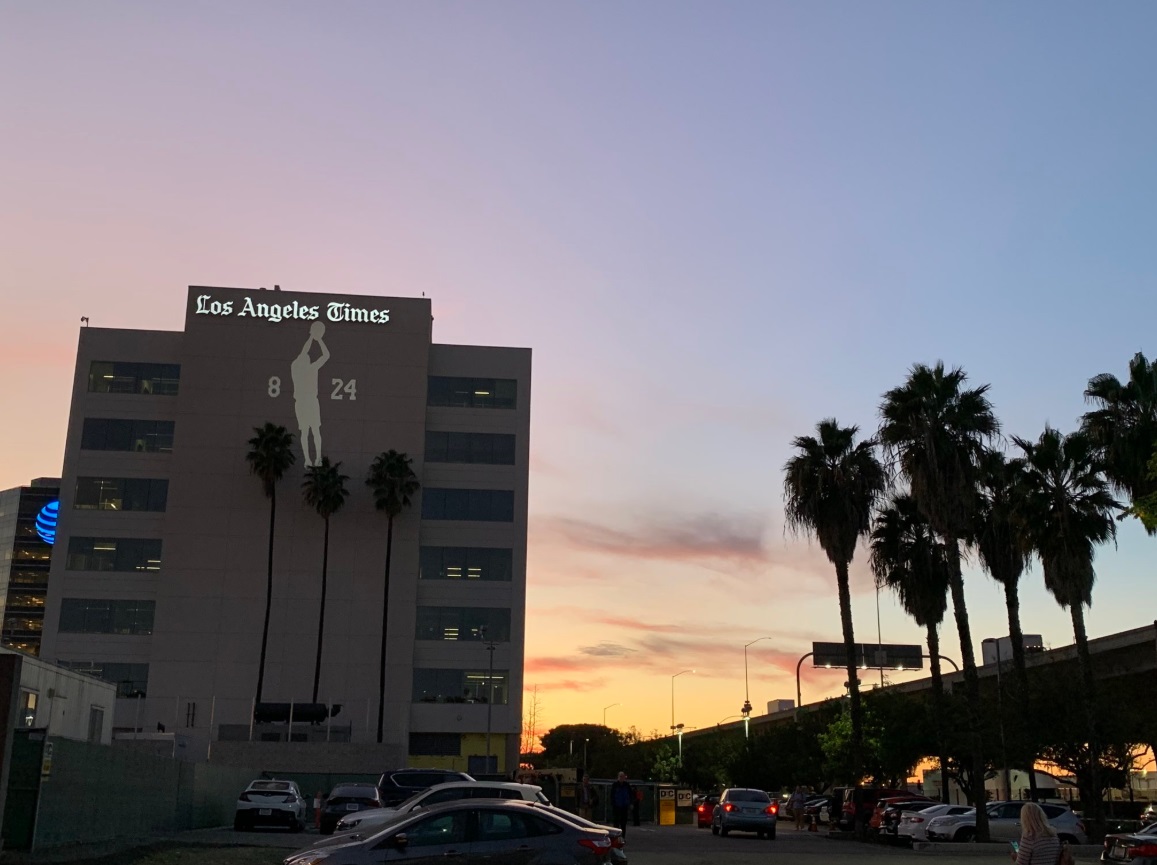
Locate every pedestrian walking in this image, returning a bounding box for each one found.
[789,786,809,830]
[1010,802,1063,865]
[610,771,634,838]
[578,776,599,820]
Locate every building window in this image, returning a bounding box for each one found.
[416,607,511,642]
[58,661,149,698]
[81,419,175,453]
[8,569,50,589]
[19,691,37,727]
[419,547,513,582]
[74,478,168,511]
[421,489,514,522]
[427,377,516,410]
[413,669,509,705]
[409,733,462,757]
[59,599,155,635]
[67,537,162,572]
[87,362,180,396]
[87,706,105,742]
[425,432,515,465]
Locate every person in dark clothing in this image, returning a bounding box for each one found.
[632,786,643,826]
[610,771,634,837]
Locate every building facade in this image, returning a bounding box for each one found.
[0,478,60,656]
[40,286,530,771]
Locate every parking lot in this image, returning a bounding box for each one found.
[182,821,1107,865]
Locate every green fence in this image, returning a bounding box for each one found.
[4,736,260,851]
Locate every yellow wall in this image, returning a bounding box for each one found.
[407,734,506,773]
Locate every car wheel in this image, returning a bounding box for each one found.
[233,813,248,832]
[720,823,730,837]
[757,831,765,839]
[955,827,976,843]
[711,821,720,836]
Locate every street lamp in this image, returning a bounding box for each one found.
[603,703,619,727]
[674,723,685,764]
[742,637,772,734]
[670,669,694,733]
[983,638,1011,800]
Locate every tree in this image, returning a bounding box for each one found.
[878,362,998,840]
[974,448,1038,798]
[1014,427,1119,828]
[783,419,888,787]
[302,456,350,703]
[869,494,952,801]
[1123,447,1157,532]
[244,423,296,707]
[366,450,420,743]
[1081,351,1157,534]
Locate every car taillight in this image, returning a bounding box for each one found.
[283,795,297,803]
[724,803,735,812]
[238,793,251,802]
[1128,845,1157,858]
[765,805,778,816]
[611,835,625,849]
[578,836,612,852]
[911,817,924,823]
[698,805,706,813]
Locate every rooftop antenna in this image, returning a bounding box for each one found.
[80,316,89,327]
[273,284,281,291]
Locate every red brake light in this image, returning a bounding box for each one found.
[1129,845,1157,858]
[578,837,612,852]
[912,817,924,823]
[724,803,736,812]
[697,805,706,812]
[611,835,625,849]
[765,805,778,816]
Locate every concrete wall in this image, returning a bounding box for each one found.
[9,650,116,744]
[209,740,406,774]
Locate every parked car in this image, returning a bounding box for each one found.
[283,800,614,865]
[336,781,550,833]
[896,803,975,844]
[926,801,1087,844]
[803,796,831,825]
[319,783,385,835]
[1143,805,1157,828]
[1102,821,1157,863]
[872,796,935,835]
[376,768,475,807]
[838,787,913,830]
[235,778,307,832]
[711,788,778,839]
[530,801,628,864]
[696,795,720,828]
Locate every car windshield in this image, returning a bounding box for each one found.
[332,786,377,799]
[329,796,379,807]
[249,781,291,792]
[728,791,770,803]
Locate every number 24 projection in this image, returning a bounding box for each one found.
[268,376,357,400]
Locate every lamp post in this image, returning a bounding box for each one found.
[983,638,1012,800]
[603,703,619,727]
[674,723,685,764]
[742,637,772,737]
[670,669,694,733]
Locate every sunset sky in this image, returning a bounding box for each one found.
[4,3,1157,744]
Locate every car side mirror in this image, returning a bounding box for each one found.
[393,833,408,849]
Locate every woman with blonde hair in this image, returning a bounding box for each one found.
[1011,802,1061,865]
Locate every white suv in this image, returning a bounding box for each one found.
[235,778,307,831]
[335,781,550,833]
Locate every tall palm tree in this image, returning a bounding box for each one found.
[878,362,998,839]
[245,423,296,706]
[974,448,1038,799]
[1081,351,1157,534]
[783,419,888,786]
[366,450,420,744]
[869,494,952,803]
[302,456,350,704]
[1014,427,1119,826]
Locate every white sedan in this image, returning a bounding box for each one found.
[235,778,307,831]
[897,803,975,843]
[335,781,550,833]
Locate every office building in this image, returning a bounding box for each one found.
[0,478,60,656]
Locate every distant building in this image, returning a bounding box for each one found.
[0,647,115,744]
[0,479,60,656]
[981,634,1044,666]
[766,699,795,715]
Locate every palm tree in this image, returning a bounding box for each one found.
[878,362,998,840]
[869,494,951,803]
[302,456,350,704]
[1014,427,1119,826]
[1081,351,1157,534]
[366,450,420,744]
[974,448,1038,799]
[245,423,296,706]
[783,419,888,786]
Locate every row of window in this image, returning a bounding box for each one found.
[416,607,510,642]
[58,599,155,635]
[67,537,162,572]
[427,377,516,410]
[58,661,149,698]
[74,477,168,512]
[421,489,514,522]
[419,546,512,581]
[413,669,508,705]
[425,431,515,465]
[81,419,174,453]
[88,362,180,396]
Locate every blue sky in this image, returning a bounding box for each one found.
[2,1,1155,736]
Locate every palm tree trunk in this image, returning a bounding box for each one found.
[946,540,990,841]
[255,488,276,706]
[1003,579,1038,800]
[312,516,330,704]
[834,560,863,791]
[376,514,394,743]
[926,623,949,804]
[1070,601,1101,828]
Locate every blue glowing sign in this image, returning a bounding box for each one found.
[35,500,59,545]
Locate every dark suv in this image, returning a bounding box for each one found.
[376,769,475,806]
